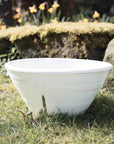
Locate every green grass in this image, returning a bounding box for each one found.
[0,71,114,144]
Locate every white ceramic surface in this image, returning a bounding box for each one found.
[5,58,113,115]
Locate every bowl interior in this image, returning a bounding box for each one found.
[5,58,113,73]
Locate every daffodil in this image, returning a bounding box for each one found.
[51,18,58,24]
[17,18,22,23]
[52,1,60,10]
[82,18,88,23]
[0,25,6,30]
[13,13,20,19]
[39,3,45,11]
[94,20,98,23]
[16,8,21,13]
[29,5,37,13]
[25,22,30,26]
[48,8,54,13]
[93,11,100,18]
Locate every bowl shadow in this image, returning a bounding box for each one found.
[50,91,114,128]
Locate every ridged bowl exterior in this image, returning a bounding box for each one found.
[5,58,112,116]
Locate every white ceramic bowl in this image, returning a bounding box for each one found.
[5,58,113,116]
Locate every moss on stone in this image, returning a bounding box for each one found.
[0,22,114,42]
[0,25,39,41]
[0,22,114,60]
[38,22,114,39]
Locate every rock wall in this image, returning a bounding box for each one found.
[0,22,114,61]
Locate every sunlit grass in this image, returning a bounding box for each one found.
[0,73,114,144]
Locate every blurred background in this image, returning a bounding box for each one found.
[0,0,114,27]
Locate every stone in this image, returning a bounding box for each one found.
[103,38,114,89]
[1,22,114,60]
[0,39,11,55]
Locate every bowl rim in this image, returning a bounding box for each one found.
[5,58,113,74]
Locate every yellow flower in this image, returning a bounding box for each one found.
[52,1,60,10]
[82,18,88,23]
[94,20,98,23]
[93,11,100,18]
[0,25,6,30]
[13,13,20,19]
[39,3,45,11]
[16,8,21,13]
[25,22,30,26]
[51,18,58,24]
[17,18,22,23]
[48,8,54,13]
[29,5,37,13]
